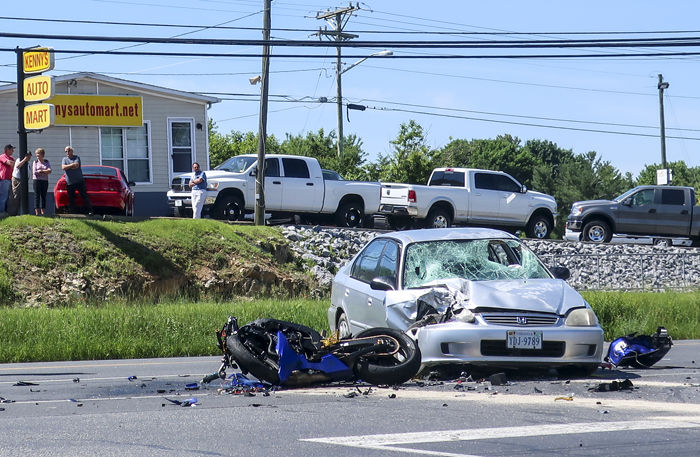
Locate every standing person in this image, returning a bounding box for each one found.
[61,146,93,216]
[8,149,32,216]
[0,144,15,213]
[189,162,207,219]
[32,148,51,215]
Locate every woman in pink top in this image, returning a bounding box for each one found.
[32,148,51,215]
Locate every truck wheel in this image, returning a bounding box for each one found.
[653,238,673,247]
[582,219,612,243]
[335,202,364,228]
[424,208,451,229]
[213,195,243,221]
[526,215,552,239]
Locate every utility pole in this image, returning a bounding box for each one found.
[658,74,669,171]
[254,0,271,226]
[15,47,29,215]
[314,4,360,158]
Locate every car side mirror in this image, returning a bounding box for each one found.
[250,167,257,177]
[549,266,570,280]
[128,181,135,187]
[370,276,396,291]
[622,198,632,207]
[521,185,527,193]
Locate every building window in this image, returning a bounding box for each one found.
[100,123,151,183]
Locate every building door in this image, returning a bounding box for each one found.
[168,119,195,179]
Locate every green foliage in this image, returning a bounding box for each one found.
[208,119,281,168]
[379,120,436,184]
[636,160,700,190]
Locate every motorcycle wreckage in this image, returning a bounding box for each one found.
[203,317,421,387]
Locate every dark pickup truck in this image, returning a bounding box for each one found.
[566,185,700,246]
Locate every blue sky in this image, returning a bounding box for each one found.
[2,1,700,177]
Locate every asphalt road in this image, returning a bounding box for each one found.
[0,341,698,457]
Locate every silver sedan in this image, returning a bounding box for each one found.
[328,227,604,374]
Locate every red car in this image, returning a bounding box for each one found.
[54,165,135,216]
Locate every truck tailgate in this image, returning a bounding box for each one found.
[380,183,410,206]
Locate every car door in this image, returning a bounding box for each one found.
[469,172,504,223]
[280,158,324,211]
[615,188,657,234]
[342,239,394,332]
[655,188,691,236]
[493,174,529,223]
[262,158,283,211]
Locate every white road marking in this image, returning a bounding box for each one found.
[302,416,700,456]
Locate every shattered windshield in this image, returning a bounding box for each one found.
[215,156,257,173]
[403,239,551,289]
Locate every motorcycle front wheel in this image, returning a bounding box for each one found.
[226,333,280,385]
[352,328,421,385]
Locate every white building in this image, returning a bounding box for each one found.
[0,72,220,216]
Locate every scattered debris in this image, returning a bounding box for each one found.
[73,377,80,383]
[489,372,508,386]
[0,398,14,404]
[185,383,199,391]
[606,327,673,368]
[442,403,448,407]
[389,393,397,399]
[555,396,574,401]
[599,410,609,414]
[13,381,38,386]
[157,389,166,394]
[127,376,138,382]
[588,379,635,392]
[163,397,198,407]
[534,387,543,394]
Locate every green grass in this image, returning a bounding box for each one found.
[0,298,329,363]
[1,292,699,363]
[582,290,700,340]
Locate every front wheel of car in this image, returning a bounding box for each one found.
[582,219,612,243]
[337,313,352,339]
[526,215,551,239]
[214,195,244,221]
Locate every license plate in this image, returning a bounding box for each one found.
[506,330,542,349]
[174,200,182,207]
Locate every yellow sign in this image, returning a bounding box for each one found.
[24,104,55,130]
[48,94,143,127]
[23,47,54,74]
[23,75,54,102]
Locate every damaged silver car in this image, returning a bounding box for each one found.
[328,228,604,374]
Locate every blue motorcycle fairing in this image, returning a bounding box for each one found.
[275,331,353,383]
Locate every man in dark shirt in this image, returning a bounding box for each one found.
[61,145,93,215]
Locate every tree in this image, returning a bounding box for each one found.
[207,120,280,168]
[636,160,700,189]
[380,120,435,184]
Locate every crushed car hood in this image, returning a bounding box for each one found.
[384,278,585,329]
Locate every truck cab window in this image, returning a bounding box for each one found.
[264,158,280,177]
[661,189,685,205]
[631,189,654,207]
[282,158,310,178]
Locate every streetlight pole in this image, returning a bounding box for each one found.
[336,50,392,158]
[658,74,669,171]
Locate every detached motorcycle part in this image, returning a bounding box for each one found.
[351,328,421,385]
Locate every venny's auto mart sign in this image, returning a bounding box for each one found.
[47,94,143,127]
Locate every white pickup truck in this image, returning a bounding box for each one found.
[379,167,558,238]
[166,154,380,227]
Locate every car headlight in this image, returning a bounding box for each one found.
[570,205,582,216]
[565,308,598,327]
[207,181,219,191]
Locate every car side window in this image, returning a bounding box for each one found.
[351,239,387,283]
[376,241,399,281]
[494,175,521,193]
[431,171,465,187]
[264,158,280,177]
[631,189,654,207]
[281,158,310,178]
[661,189,685,205]
[474,173,496,190]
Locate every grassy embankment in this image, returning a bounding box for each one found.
[0,216,698,363]
[0,292,698,363]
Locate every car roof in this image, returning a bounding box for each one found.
[379,227,519,244]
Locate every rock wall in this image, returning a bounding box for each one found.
[281,226,700,292]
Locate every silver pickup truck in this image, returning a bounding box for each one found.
[566,185,700,246]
